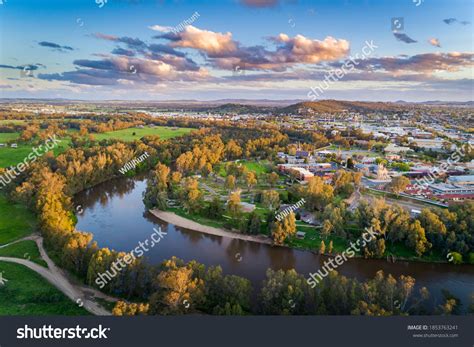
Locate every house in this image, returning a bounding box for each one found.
[295,150,311,158]
[288,167,314,181]
[384,143,411,154]
[447,175,474,186]
[296,231,306,239]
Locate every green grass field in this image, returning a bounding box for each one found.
[0,241,47,267]
[239,160,271,175]
[93,126,193,142]
[0,120,26,125]
[0,133,71,168]
[0,195,37,245]
[0,132,20,142]
[0,261,89,315]
[287,226,349,253]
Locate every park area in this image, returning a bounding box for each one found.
[92,126,193,142]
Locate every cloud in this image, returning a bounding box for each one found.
[38,41,74,52]
[0,64,42,71]
[154,26,349,71]
[111,47,136,57]
[393,32,417,44]
[148,25,174,33]
[353,52,473,74]
[239,0,279,7]
[271,34,349,64]
[443,18,470,25]
[428,38,441,48]
[155,26,238,55]
[38,55,209,86]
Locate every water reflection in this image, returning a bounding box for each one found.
[75,176,474,310]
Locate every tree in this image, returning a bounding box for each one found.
[170,171,182,185]
[113,301,149,316]
[180,178,202,213]
[267,172,279,187]
[418,209,447,249]
[225,175,236,192]
[245,171,257,192]
[388,176,410,195]
[227,190,242,217]
[321,220,333,239]
[247,212,261,235]
[319,240,326,254]
[149,257,204,315]
[225,140,243,160]
[259,269,313,315]
[271,212,296,245]
[261,190,280,210]
[406,220,431,256]
[306,176,334,211]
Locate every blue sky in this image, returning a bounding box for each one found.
[0,0,472,101]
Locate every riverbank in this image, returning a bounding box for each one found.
[149,209,273,245]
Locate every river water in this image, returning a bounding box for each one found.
[75,176,474,310]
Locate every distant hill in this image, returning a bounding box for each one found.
[279,100,408,114]
[208,103,273,114]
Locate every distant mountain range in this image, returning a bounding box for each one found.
[0,98,472,113]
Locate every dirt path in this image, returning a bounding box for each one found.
[150,209,272,245]
[0,235,116,315]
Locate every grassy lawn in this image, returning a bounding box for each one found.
[0,241,47,267]
[239,160,271,175]
[385,243,444,262]
[287,227,349,253]
[0,120,26,125]
[0,134,71,168]
[168,207,228,229]
[0,132,20,142]
[0,195,37,245]
[93,126,193,142]
[0,261,89,315]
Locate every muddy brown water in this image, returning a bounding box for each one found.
[75,176,474,312]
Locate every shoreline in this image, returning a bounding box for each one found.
[149,209,459,265]
[149,209,273,245]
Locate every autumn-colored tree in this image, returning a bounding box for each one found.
[388,176,410,195]
[272,212,296,245]
[112,301,149,316]
[306,176,334,211]
[225,175,236,192]
[245,171,257,192]
[267,172,279,187]
[319,240,326,254]
[261,190,280,210]
[406,220,431,256]
[227,190,242,217]
[149,257,204,315]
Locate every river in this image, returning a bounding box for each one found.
[75,176,474,311]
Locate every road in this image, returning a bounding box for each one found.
[0,235,115,315]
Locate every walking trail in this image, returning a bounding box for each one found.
[0,234,117,315]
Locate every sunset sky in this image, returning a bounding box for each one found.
[0,0,472,101]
